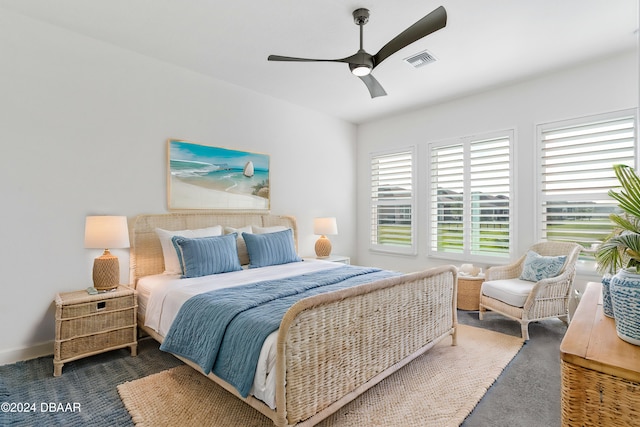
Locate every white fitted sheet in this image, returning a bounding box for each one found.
[138,259,342,408]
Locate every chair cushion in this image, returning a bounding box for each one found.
[481,279,536,308]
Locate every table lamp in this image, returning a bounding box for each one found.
[84,216,130,290]
[314,217,338,258]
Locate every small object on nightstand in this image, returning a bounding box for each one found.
[460,264,481,276]
[54,285,137,376]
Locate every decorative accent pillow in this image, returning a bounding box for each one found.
[155,226,223,274]
[171,234,242,278]
[242,228,301,269]
[224,226,253,265]
[519,251,567,282]
[253,225,287,234]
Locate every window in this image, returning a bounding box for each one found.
[370,147,416,254]
[429,131,513,261]
[537,110,637,252]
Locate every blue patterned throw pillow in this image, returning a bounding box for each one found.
[519,250,566,282]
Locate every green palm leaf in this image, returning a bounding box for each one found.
[596,231,640,273]
[610,213,640,234]
[609,164,640,218]
[597,164,640,274]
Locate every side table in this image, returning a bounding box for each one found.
[457,275,485,310]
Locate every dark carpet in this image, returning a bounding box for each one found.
[0,337,182,426]
[0,311,566,427]
[459,311,566,427]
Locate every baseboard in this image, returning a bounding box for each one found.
[0,340,53,366]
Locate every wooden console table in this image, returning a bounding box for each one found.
[559,281,640,426]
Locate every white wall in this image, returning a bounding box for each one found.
[356,50,639,301]
[0,9,357,364]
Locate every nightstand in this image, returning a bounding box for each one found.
[304,255,351,265]
[54,285,137,376]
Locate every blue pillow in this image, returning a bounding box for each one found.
[519,250,566,282]
[171,233,242,278]
[242,229,301,268]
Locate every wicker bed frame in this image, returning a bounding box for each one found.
[130,211,458,427]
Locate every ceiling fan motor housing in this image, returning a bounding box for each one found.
[353,8,370,26]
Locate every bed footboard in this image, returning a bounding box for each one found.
[274,265,458,427]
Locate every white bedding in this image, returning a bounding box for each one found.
[138,259,342,408]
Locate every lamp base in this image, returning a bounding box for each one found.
[315,236,332,258]
[93,250,120,291]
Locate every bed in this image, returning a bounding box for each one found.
[130,211,458,427]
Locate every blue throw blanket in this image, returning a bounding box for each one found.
[160,265,400,397]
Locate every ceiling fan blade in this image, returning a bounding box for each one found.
[372,6,447,68]
[358,74,387,98]
[268,54,348,63]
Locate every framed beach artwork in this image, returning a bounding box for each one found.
[167,139,270,210]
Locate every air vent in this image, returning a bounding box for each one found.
[403,50,437,68]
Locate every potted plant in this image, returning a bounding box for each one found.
[596,164,640,345]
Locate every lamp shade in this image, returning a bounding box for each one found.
[314,217,338,236]
[84,216,130,249]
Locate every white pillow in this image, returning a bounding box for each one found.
[155,226,223,274]
[224,226,253,265]
[253,225,288,234]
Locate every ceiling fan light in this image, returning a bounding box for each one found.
[351,64,371,76]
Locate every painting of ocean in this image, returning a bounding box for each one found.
[168,140,270,210]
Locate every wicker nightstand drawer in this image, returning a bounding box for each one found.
[58,302,135,340]
[54,286,137,376]
[59,293,135,319]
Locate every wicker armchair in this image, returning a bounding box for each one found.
[479,242,582,340]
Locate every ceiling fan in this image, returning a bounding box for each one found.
[268,6,447,98]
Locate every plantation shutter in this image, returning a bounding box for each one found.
[430,144,464,254]
[469,136,511,256]
[538,112,637,250]
[429,132,512,259]
[370,148,415,254]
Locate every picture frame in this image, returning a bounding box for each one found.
[167,139,270,210]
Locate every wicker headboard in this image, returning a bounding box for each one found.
[129,211,298,287]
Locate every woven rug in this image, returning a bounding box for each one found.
[118,325,523,427]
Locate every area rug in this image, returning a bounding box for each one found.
[118,325,523,427]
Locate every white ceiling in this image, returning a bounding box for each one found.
[1,0,638,124]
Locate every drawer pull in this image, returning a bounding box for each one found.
[97,301,106,310]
